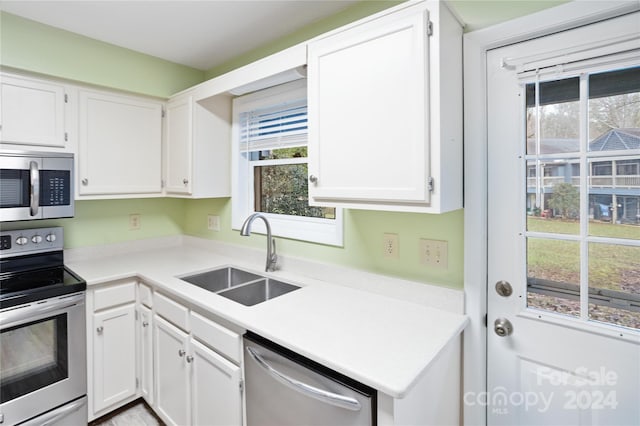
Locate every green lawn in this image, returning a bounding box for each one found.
[527,217,640,239]
[526,218,640,291]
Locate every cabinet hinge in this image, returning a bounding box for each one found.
[427,176,434,192]
[64,93,69,103]
[64,132,68,142]
[239,380,244,394]
[484,314,488,328]
[135,310,139,320]
[427,21,433,37]
[136,378,139,389]
[161,108,166,118]
[161,180,165,189]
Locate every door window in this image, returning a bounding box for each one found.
[525,66,640,329]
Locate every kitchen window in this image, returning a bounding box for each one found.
[231,79,343,246]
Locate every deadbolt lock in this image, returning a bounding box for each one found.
[495,280,513,297]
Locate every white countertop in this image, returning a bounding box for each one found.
[67,236,468,399]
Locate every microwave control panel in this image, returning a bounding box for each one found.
[40,170,71,206]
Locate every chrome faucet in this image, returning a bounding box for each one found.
[240,213,277,272]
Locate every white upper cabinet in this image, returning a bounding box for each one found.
[78,89,163,197]
[164,91,231,198]
[307,0,462,213]
[0,73,69,149]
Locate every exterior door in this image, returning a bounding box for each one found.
[487,13,640,425]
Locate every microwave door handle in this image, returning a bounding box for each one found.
[29,160,40,216]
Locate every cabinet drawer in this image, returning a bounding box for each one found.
[190,311,241,363]
[138,283,153,308]
[93,281,136,311]
[155,292,189,331]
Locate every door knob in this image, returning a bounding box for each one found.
[96,326,104,334]
[178,349,186,357]
[142,321,149,327]
[494,318,513,337]
[186,355,194,363]
[309,175,318,184]
[183,178,189,185]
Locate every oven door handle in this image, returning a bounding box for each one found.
[20,396,86,426]
[29,160,40,217]
[0,293,84,327]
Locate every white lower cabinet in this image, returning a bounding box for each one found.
[88,283,243,425]
[88,280,139,420]
[153,294,243,426]
[155,316,191,425]
[138,305,154,405]
[191,339,242,426]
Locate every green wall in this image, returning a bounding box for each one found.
[0,2,463,289]
[0,12,204,97]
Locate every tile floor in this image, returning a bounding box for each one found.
[90,400,163,426]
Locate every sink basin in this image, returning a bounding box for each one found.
[217,279,300,306]
[179,266,300,306]
[180,267,261,292]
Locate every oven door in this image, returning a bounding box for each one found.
[0,292,86,425]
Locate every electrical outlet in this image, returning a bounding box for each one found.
[129,214,141,230]
[207,215,220,231]
[419,239,448,269]
[383,233,399,259]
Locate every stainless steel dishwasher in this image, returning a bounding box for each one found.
[243,332,376,426]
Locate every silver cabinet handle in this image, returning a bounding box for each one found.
[186,355,193,363]
[142,321,149,327]
[82,178,88,186]
[183,178,189,185]
[246,346,361,412]
[178,349,186,357]
[96,326,104,334]
[308,175,318,184]
[29,161,39,216]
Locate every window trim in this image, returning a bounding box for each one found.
[231,79,343,246]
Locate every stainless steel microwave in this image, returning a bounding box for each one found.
[0,151,74,222]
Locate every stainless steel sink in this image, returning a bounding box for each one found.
[179,267,262,292]
[179,267,300,306]
[217,279,299,306]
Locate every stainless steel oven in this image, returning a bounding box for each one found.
[0,150,74,222]
[0,227,87,426]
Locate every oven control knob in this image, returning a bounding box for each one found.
[32,235,43,244]
[16,236,28,245]
[46,234,57,243]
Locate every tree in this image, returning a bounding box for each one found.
[548,182,579,219]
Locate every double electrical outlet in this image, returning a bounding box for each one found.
[382,233,448,269]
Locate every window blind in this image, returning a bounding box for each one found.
[239,99,307,152]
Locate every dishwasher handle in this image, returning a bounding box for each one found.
[246,346,362,412]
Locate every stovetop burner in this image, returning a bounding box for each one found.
[0,227,86,309]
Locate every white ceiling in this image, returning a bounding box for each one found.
[0,1,569,71]
[0,0,359,71]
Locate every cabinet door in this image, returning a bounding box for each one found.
[307,7,430,204]
[139,305,154,405]
[93,304,137,413]
[190,339,242,426]
[165,95,192,194]
[154,316,190,426]
[78,89,162,195]
[0,75,66,148]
